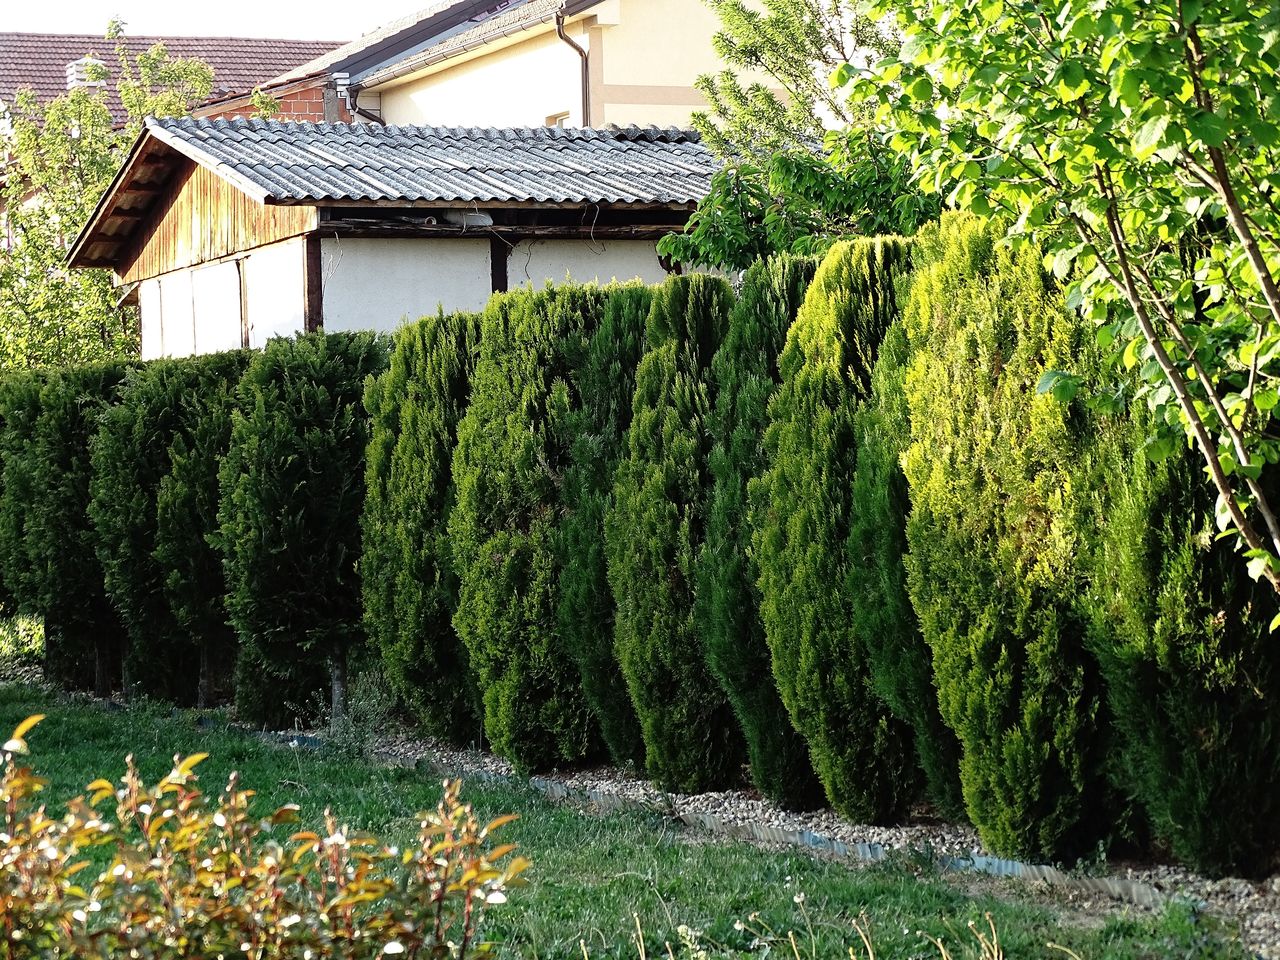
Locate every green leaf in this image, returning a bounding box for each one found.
[1132,114,1171,161]
[906,76,934,102]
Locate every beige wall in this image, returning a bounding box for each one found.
[367,0,741,129]
[377,26,591,128]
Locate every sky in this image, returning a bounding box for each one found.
[0,0,425,41]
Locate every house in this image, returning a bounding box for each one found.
[68,117,715,359]
[0,32,344,125]
[199,0,732,129]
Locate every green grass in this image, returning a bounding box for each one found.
[0,681,1245,959]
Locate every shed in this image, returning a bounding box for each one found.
[69,117,715,358]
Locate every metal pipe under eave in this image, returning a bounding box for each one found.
[555,6,591,127]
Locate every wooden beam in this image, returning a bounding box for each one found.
[318,221,678,241]
[490,236,509,295]
[303,234,323,334]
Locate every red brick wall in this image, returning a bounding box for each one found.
[207,83,352,123]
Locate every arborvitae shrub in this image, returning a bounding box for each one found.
[1086,421,1280,878]
[0,372,48,621]
[695,256,824,809]
[153,351,253,707]
[751,238,917,824]
[91,352,250,704]
[363,311,482,744]
[28,365,130,695]
[219,333,387,727]
[849,319,964,819]
[606,274,745,792]
[558,285,652,769]
[900,214,1109,861]
[450,286,606,772]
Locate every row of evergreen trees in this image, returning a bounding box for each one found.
[0,213,1276,879]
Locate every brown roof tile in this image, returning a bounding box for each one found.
[0,33,345,123]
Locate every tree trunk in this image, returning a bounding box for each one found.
[330,644,348,724]
[197,640,211,711]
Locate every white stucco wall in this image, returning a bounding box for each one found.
[376,28,587,127]
[191,260,244,355]
[242,239,306,349]
[507,238,668,289]
[139,279,163,360]
[320,237,493,332]
[158,270,197,358]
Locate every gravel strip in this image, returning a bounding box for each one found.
[366,727,1280,959]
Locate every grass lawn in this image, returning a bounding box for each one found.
[0,681,1246,959]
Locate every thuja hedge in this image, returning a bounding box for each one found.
[900,214,1111,862]
[751,239,917,824]
[450,286,606,772]
[608,274,745,792]
[850,317,964,818]
[1086,411,1280,878]
[558,285,652,769]
[0,365,129,695]
[90,351,250,705]
[696,256,824,809]
[219,332,388,727]
[153,352,252,708]
[363,311,482,744]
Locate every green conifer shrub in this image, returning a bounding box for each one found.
[558,285,652,769]
[218,333,387,727]
[27,365,129,694]
[154,351,253,707]
[900,214,1109,861]
[91,352,250,705]
[0,371,48,621]
[607,275,746,792]
[450,287,606,771]
[362,311,482,744]
[750,238,917,824]
[1086,420,1280,878]
[696,256,825,809]
[849,319,964,818]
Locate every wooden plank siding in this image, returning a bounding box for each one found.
[120,159,317,285]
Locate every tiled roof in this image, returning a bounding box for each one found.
[145,116,715,205]
[0,33,344,123]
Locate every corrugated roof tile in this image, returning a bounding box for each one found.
[147,116,716,206]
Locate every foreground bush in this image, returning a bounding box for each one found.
[849,318,964,818]
[363,311,482,744]
[608,275,745,792]
[2,366,129,696]
[696,256,824,809]
[219,333,387,727]
[0,715,526,958]
[1087,422,1280,878]
[559,285,652,769]
[91,352,250,705]
[451,287,606,771]
[901,214,1110,861]
[751,238,916,824]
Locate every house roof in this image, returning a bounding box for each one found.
[0,33,344,124]
[70,117,715,268]
[148,116,712,204]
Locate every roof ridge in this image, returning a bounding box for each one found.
[153,116,701,143]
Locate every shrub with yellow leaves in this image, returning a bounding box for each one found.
[0,715,527,958]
